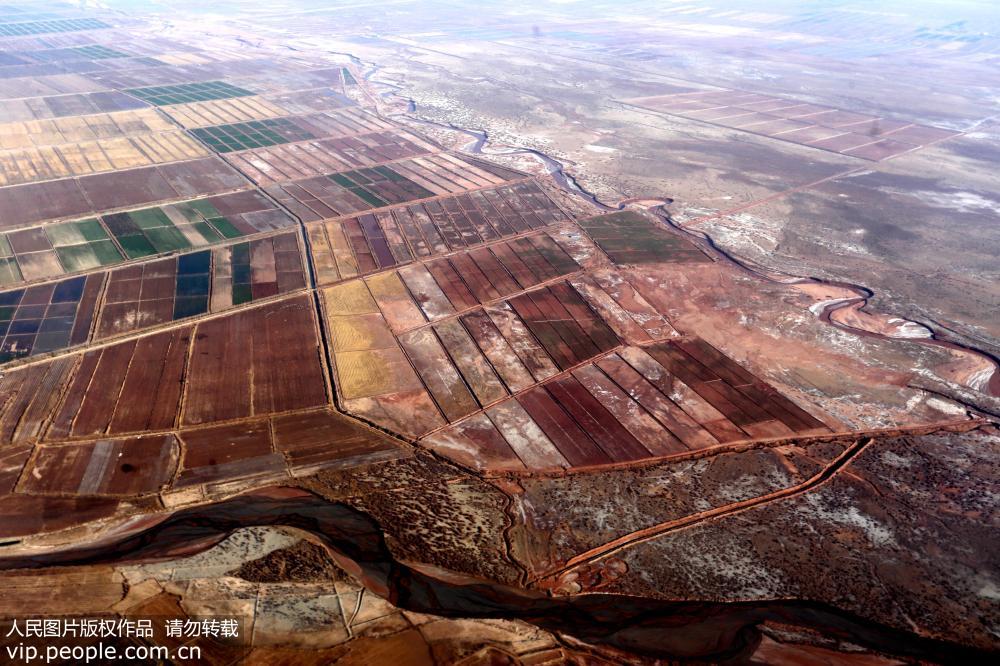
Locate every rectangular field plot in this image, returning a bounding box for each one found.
[261,108,393,139]
[165,96,291,129]
[125,80,255,106]
[0,91,147,123]
[193,109,418,160]
[226,129,438,185]
[175,408,405,486]
[93,232,304,340]
[266,154,523,222]
[45,217,123,272]
[21,435,177,496]
[0,273,102,362]
[95,251,210,338]
[28,295,327,439]
[623,89,960,161]
[74,44,128,59]
[267,88,354,115]
[277,184,568,287]
[6,404,404,496]
[192,117,317,153]
[579,211,710,264]
[0,72,106,100]
[421,337,832,472]
[324,267,627,436]
[567,271,675,344]
[0,157,248,230]
[100,190,293,259]
[0,191,295,288]
[422,235,580,307]
[0,130,209,186]
[396,280,619,425]
[2,222,119,283]
[322,279,443,438]
[234,66,350,96]
[0,18,109,36]
[0,108,175,150]
[31,44,129,61]
[211,232,306,310]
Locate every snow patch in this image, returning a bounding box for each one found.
[583,144,617,154]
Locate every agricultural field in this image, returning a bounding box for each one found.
[580,211,711,264]
[0,156,247,228]
[124,80,254,106]
[308,181,572,282]
[0,190,295,286]
[0,1,994,665]
[624,88,961,161]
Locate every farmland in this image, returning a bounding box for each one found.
[0,1,995,664]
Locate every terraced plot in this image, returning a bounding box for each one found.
[125,80,254,106]
[0,274,101,362]
[579,211,710,264]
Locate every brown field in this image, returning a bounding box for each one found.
[308,180,571,284]
[0,157,246,229]
[0,131,208,186]
[424,338,830,472]
[0,73,106,99]
[0,295,328,444]
[226,129,438,185]
[624,89,961,162]
[93,230,306,340]
[0,90,147,123]
[165,95,292,128]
